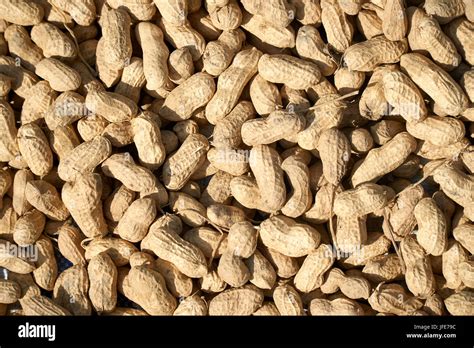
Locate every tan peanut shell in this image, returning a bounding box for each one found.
[208,285,264,315]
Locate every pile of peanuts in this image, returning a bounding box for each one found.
[0,0,473,316]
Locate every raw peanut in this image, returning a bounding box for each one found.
[123,265,177,315]
[200,268,226,293]
[242,110,305,146]
[58,136,112,182]
[416,138,470,160]
[188,8,222,42]
[259,246,300,278]
[53,264,91,315]
[159,19,206,61]
[240,11,295,49]
[0,0,44,26]
[334,67,365,94]
[351,132,417,187]
[169,192,207,227]
[200,171,233,206]
[212,102,255,148]
[174,295,208,316]
[343,36,407,72]
[0,73,11,96]
[310,297,364,316]
[0,100,19,162]
[0,56,39,98]
[77,115,109,142]
[101,153,159,193]
[356,9,383,39]
[227,221,257,258]
[288,0,321,25]
[50,0,96,25]
[116,198,156,243]
[413,197,448,256]
[230,175,265,211]
[20,295,70,316]
[368,283,424,315]
[12,169,33,216]
[207,203,247,229]
[245,249,276,289]
[172,120,199,143]
[382,0,407,41]
[114,57,146,104]
[33,236,58,291]
[95,38,121,88]
[442,240,469,289]
[249,75,281,116]
[453,224,474,254]
[159,72,215,121]
[343,232,392,267]
[258,54,321,90]
[445,18,474,66]
[131,115,166,170]
[62,173,108,238]
[102,121,134,147]
[209,285,263,315]
[344,128,373,154]
[407,116,465,147]
[249,145,286,212]
[273,283,304,316]
[253,301,280,315]
[423,0,464,24]
[294,244,334,292]
[382,71,427,123]
[0,169,11,205]
[407,7,461,71]
[85,89,138,123]
[260,215,321,257]
[162,134,209,190]
[31,22,76,59]
[321,0,353,53]
[362,254,404,283]
[318,128,351,185]
[135,22,169,90]
[84,237,137,266]
[25,180,69,221]
[358,65,395,121]
[71,25,99,43]
[400,53,468,116]
[153,0,188,25]
[207,0,242,30]
[303,184,341,224]
[334,183,389,217]
[384,184,424,241]
[206,48,261,124]
[203,29,245,76]
[183,227,226,258]
[4,24,43,72]
[432,164,474,214]
[35,58,81,92]
[17,123,53,177]
[88,252,117,313]
[99,7,132,71]
[218,249,250,287]
[49,126,81,161]
[45,91,86,131]
[336,215,367,254]
[281,155,312,218]
[0,278,21,304]
[129,251,155,268]
[12,209,45,247]
[444,291,474,316]
[168,47,194,84]
[370,120,404,145]
[459,261,474,288]
[207,147,249,177]
[240,0,295,28]
[141,224,208,278]
[464,0,474,21]
[107,0,156,21]
[57,224,86,265]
